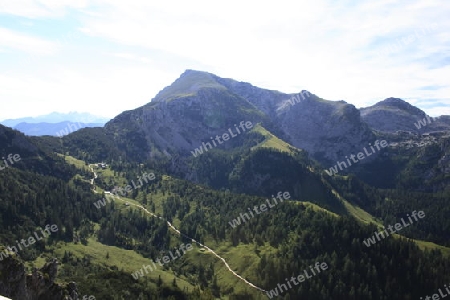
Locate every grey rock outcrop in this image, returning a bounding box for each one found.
[0,254,79,300]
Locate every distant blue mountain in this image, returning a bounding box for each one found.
[13,121,105,136]
[1,112,109,128]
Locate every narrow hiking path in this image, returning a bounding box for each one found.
[89,165,98,186]
[89,165,267,294]
[128,201,267,293]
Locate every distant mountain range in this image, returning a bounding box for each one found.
[0,112,109,136]
[1,112,109,127]
[12,121,105,137]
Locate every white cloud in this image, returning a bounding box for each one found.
[0,64,174,119]
[77,1,450,105]
[0,0,88,18]
[0,0,449,120]
[0,27,59,54]
[111,52,152,64]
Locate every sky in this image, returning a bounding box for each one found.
[0,0,449,121]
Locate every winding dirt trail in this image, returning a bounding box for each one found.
[128,202,267,293]
[89,164,266,293]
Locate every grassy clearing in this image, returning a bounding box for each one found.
[341,198,381,225]
[94,165,125,185]
[250,124,297,154]
[331,189,382,225]
[187,240,270,298]
[413,239,450,257]
[35,238,195,291]
[58,153,90,171]
[298,201,339,217]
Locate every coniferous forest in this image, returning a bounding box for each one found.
[1,117,450,299]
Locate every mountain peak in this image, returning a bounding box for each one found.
[153,69,225,102]
[179,69,211,77]
[376,97,421,112]
[362,97,425,118]
[360,98,430,132]
[380,97,407,104]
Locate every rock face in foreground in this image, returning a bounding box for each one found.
[0,254,79,300]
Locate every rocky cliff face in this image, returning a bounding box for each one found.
[213,74,287,119]
[0,254,79,300]
[104,70,378,165]
[276,96,375,164]
[105,70,273,160]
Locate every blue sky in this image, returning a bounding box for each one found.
[0,0,449,120]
